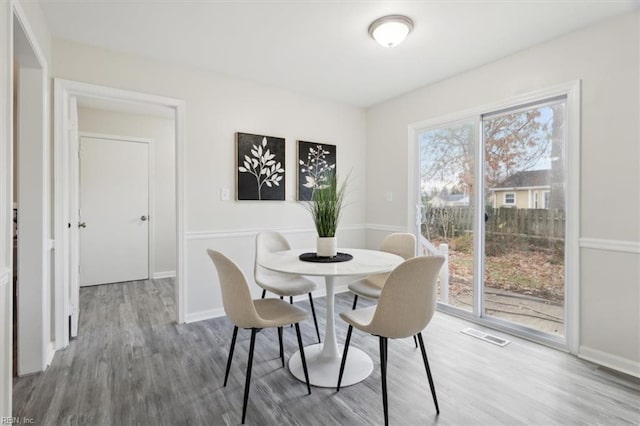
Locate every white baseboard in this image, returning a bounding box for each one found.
[578,345,640,378]
[46,341,56,367]
[185,307,226,323]
[152,271,176,279]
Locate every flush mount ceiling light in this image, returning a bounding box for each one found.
[368,15,414,48]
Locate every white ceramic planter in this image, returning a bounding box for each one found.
[317,236,337,257]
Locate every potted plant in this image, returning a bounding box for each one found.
[307,171,347,257]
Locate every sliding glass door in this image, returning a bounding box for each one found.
[417,95,569,344]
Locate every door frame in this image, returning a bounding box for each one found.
[11,1,51,377]
[54,79,186,348]
[407,81,581,354]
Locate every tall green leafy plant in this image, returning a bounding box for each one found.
[307,171,347,237]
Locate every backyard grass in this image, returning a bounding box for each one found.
[434,236,565,304]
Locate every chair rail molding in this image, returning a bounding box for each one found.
[185,224,367,240]
[365,224,408,233]
[579,238,640,254]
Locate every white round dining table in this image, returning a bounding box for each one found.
[258,248,404,388]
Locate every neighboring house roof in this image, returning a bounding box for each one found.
[491,169,551,190]
[430,194,469,206]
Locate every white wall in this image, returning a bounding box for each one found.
[366,11,640,375]
[53,39,368,321]
[77,107,176,276]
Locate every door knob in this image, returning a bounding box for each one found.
[141,216,148,221]
[78,222,86,228]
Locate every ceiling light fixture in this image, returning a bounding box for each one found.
[368,15,414,48]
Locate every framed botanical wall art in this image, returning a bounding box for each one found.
[297,141,337,201]
[236,132,285,201]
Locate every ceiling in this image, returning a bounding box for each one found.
[40,0,639,107]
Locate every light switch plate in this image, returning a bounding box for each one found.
[220,188,230,201]
[386,191,393,202]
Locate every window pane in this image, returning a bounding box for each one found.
[419,120,475,312]
[484,101,566,336]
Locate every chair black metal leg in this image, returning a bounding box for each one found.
[223,326,238,387]
[278,326,284,368]
[384,336,388,360]
[417,333,439,415]
[380,336,389,426]
[351,295,358,310]
[308,293,321,343]
[289,296,294,327]
[261,289,266,299]
[294,323,311,395]
[241,328,257,424]
[336,325,353,392]
[413,335,418,348]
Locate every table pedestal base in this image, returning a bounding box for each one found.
[288,343,373,388]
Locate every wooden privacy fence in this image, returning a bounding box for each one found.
[426,206,565,240]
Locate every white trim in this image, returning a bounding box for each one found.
[407,81,581,354]
[579,346,640,379]
[79,132,154,144]
[365,224,407,233]
[185,307,226,323]
[580,238,640,254]
[503,192,516,206]
[186,224,366,240]
[564,80,581,354]
[175,103,186,324]
[46,341,55,367]
[0,1,11,418]
[54,79,187,350]
[152,271,176,279]
[12,0,51,376]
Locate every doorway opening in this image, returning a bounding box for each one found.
[54,80,186,349]
[69,101,177,338]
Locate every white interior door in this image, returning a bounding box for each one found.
[79,136,149,286]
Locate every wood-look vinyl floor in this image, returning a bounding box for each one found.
[13,278,640,425]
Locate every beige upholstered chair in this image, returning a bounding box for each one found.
[349,232,416,309]
[207,249,311,424]
[255,232,321,343]
[337,255,445,426]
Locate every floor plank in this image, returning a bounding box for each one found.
[13,278,640,425]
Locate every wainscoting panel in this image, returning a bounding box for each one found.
[578,242,639,377]
[184,226,366,323]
